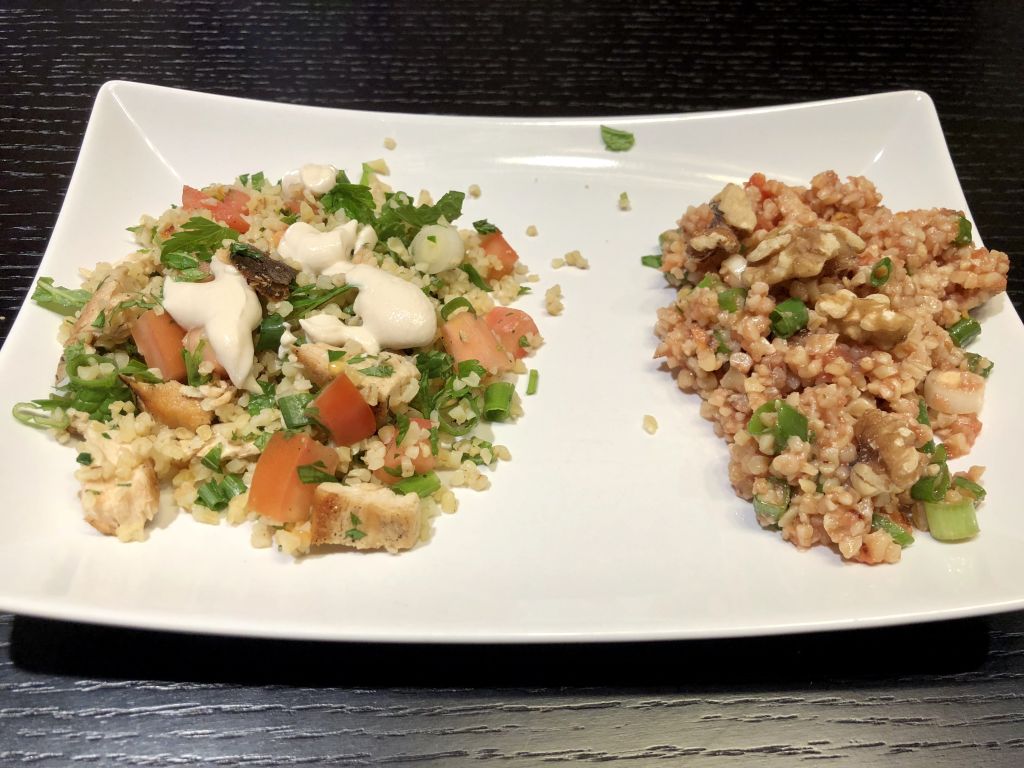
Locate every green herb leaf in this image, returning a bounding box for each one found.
[181,340,211,387]
[641,254,662,269]
[248,382,276,416]
[600,125,636,152]
[473,219,500,235]
[392,471,441,498]
[255,313,286,353]
[30,277,91,316]
[358,363,395,378]
[297,460,336,484]
[161,217,238,261]
[320,171,376,223]
[160,251,201,271]
[76,452,93,465]
[286,283,352,319]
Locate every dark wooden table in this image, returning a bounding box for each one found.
[2,2,1022,765]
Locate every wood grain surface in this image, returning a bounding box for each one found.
[1,1,1022,765]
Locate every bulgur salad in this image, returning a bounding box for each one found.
[14,162,542,556]
[650,171,1008,564]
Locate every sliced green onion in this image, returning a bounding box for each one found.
[438,405,477,436]
[392,471,441,498]
[948,316,981,347]
[910,462,951,502]
[925,499,979,541]
[916,398,930,425]
[714,329,731,356]
[747,400,808,454]
[641,254,662,269]
[200,444,223,471]
[717,287,745,313]
[871,513,914,547]
[770,298,808,339]
[964,352,994,378]
[12,401,70,430]
[954,215,973,247]
[441,296,475,321]
[483,381,515,421]
[526,369,539,396]
[255,313,286,353]
[195,480,227,510]
[253,432,271,451]
[869,257,892,288]
[753,480,791,523]
[277,393,315,430]
[953,476,986,501]
[460,263,492,292]
[696,273,720,289]
[221,474,246,498]
[297,460,336,484]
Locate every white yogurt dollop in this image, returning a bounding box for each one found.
[282,163,338,196]
[162,259,262,389]
[299,263,436,353]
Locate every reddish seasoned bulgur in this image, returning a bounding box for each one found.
[653,171,1008,564]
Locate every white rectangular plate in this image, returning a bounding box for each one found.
[1,82,1022,642]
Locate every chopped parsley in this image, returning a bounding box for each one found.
[161,217,238,261]
[76,452,93,466]
[297,460,336,484]
[30,277,91,316]
[345,511,367,541]
[473,219,500,235]
[600,125,635,152]
[320,171,376,223]
[954,215,973,247]
[181,340,211,387]
[358,363,395,378]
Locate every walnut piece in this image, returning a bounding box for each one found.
[688,225,740,261]
[815,289,914,349]
[742,223,865,286]
[853,409,928,492]
[712,183,756,233]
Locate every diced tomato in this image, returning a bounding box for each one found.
[313,373,377,446]
[372,418,435,485]
[182,328,227,378]
[247,432,339,523]
[283,199,303,214]
[747,172,768,192]
[181,185,212,211]
[441,311,513,374]
[180,184,251,234]
[485,307,538,359]
[480,233,519,279]
[131,309,188,382]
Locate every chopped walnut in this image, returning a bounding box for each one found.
[815,289,914,349]
[742,223,865,286]
[688,225,740,261]
[853,409,929,492]
[712,183,756,233]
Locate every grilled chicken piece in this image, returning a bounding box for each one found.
[295,344,419,424]
[123,377,213,430]
[294,342,336,388]
[80,462,159,541]
[310,482,421,552]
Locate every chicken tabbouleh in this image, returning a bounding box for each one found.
[16,162,542,555]
[651,171,1007,564]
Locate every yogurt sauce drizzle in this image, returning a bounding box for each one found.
[299,263,436,354]
[278,220,378,275]
[162,259,262,390]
